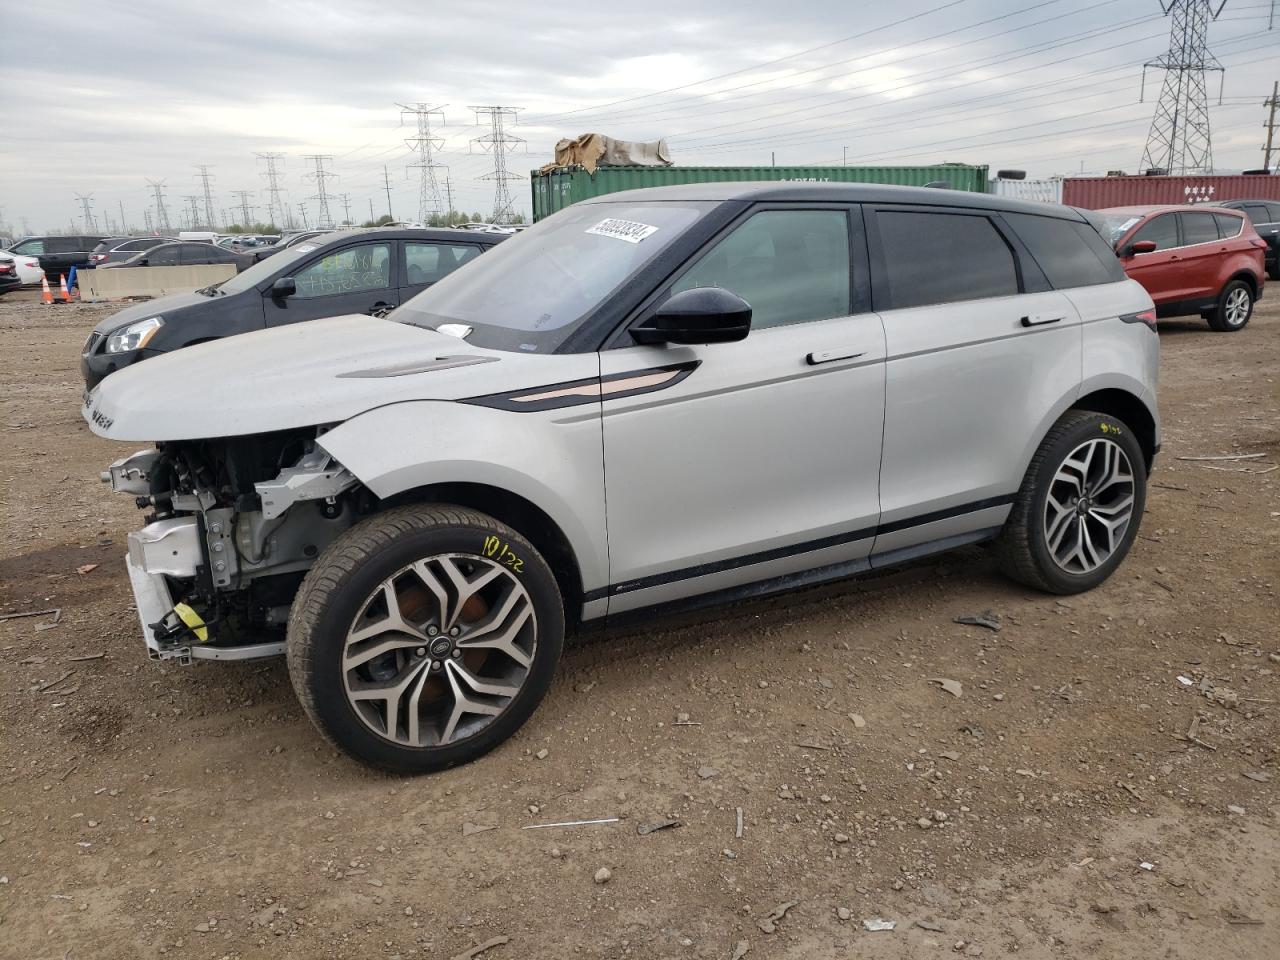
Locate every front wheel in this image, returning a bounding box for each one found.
[286,505,564,774]
[1205,279,1253,332]
[996,411,1147,594]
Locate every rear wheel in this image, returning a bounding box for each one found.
[1205,279,1253,332]
[996,411,1147,594]
[287,505,564,773]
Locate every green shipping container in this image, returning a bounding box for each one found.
[530,163,990,221]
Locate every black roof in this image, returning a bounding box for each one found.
[292,227,507,246]
[581,181,1089,221]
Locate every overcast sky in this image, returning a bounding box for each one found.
[2,0,1276,235]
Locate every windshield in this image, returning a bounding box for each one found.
[394,201,711,352]
[208,241,322,295]
[1094,212,1146,246]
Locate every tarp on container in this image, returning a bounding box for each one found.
[540,134,672,175]
[1062,174,1280,209]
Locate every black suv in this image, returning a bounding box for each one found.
[82,228,505,388]
[89,236,179,266]
[1219,199,1280,279]
[6,235,107,280]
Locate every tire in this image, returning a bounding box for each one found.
[996,410,1147,594]
[286,504,564,774]
[1205,279,1254,332]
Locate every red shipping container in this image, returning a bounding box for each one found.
[1062,174,1280,209]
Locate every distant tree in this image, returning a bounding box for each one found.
[359,213,396,228]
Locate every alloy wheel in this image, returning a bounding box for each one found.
[341,554,537,747]
[1224,287,1250,327]
[1043,437,1135,574]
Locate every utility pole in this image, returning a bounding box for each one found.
[1264,80,1279,170]
[194,164,217,228]
[445,174,454,224]
[118,200,128,234]
[1139,2,1228,175]
[397,101,448,223]
[232,189,255,227]
[143,209,153,233]
[183,195,202,230]
[368,197,376,223]
[303,155,336,229]
[75,194,96,232]
[146,179,171,232]
[469,105,524,223]
[256,153,289,229]
[339,192,352,226]
[297,202,310,229]
[382,164,395,220]
[843,146,848,166]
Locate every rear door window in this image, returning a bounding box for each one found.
[1241,204,1270,225]
[404,243,482,285]
[1003,213,1124,288]
[1130,214,1178,250]
[876,210,1018,308]
[1179,212,1219,246]
[1214,213,1244,239]
[147,246,179,265]
[671,209,851,330]
[12,239,44,255]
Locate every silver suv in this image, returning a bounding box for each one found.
[86,184,1160,773]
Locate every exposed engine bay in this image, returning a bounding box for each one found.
[107,428,369,660]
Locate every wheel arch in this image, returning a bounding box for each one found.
[380,481,586,630]
[1071,388,1158,473]
[1224,269,1259,299]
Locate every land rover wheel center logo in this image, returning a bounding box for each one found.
[429,637,453,658]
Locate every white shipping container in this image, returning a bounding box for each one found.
[989,178,1064,204]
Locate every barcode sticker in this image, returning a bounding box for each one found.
[585,218,659,244]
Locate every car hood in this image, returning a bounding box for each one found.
[83,314,596,441]
[91,291,214,335]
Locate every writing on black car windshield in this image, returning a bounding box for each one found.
[395,203,706,351]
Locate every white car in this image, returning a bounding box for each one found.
[0,246,45,285]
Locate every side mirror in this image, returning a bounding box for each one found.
[632,287,752,345]
[1124,239,1158,257]
[270,277,297,299]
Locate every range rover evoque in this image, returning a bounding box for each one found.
[85,183,1160,773]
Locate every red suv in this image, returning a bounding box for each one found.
[1095,205,1266,332]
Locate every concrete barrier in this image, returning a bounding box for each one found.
[80,264,238,301]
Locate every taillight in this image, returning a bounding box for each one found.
[1121,309,1158,331]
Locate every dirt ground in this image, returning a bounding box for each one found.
[0,288,1276,960]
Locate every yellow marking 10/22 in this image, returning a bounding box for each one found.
[482,535,524,573]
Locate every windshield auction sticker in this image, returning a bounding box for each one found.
[586,219,659,244]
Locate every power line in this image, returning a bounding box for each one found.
[470,106,524,224]
[194,164,217,229]
[398,101,448,222]
[146,179,171,233]
[303,155,337,230]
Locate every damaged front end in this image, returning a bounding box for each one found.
[107,430,368,662]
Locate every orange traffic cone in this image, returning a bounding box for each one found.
[59,274,72,303]
[40,275,54,305]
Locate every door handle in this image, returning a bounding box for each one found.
[1169,255,1181,262]
[1020,315,1062,328]
[806,349,865,365]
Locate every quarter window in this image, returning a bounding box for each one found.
[672,210,852,330]
[1179,212,1218,246]
[877,210,1018,309]
[1130,214,1178,251]
[1004,213,1124,288]
[1241,204,1270,225]
[12,239,44,255]
[1214,213,1244,239]
[293,243,392,298]
[405,243,481,285]
[147,246,179,265]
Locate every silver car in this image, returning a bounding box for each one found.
[85,183,1160,773]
